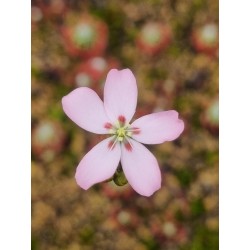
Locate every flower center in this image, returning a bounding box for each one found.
[104,115,141,151]
[116,127,127,142]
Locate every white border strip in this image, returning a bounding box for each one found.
[0,1,31,249]
[220,1,250,249]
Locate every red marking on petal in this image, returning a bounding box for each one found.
[124,142,132,152]
[108,140,115,150]
[133,130,140,135]
[132,127,140,135]
[118,115,126,124]
[104,122,113,129]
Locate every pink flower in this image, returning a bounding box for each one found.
[62,69,184,196]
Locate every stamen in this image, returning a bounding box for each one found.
[126,127,141,135]
[124,138,133,152]
[104,122,113,129]
[117,137,123,142]
[108,140,115,150]
[108,137,117,151]
[132,129,140,135]
[118,115,126,126]
[124,142,133,152]
[126,131,132,137]
[109,128,116,134]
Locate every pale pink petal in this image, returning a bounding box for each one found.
[121,139,161,196]
[75,138,121,190]
[104,69,138,123]
[131,111,184,144]
[62,87,111,134]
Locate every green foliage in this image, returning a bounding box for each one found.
[191,198,205,218]
[175,168,193,188]
[181,227,219,250]
[79,225,95,244]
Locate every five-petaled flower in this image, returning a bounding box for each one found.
[62,69,184,196]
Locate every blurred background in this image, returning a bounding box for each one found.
[31,0,218,249]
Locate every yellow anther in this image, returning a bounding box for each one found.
[117,137,123,142]
[126,131,132,137]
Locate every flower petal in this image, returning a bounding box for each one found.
[104,69,138,123]
[75,138,121,190]
[62,87,111,134]
[131,111,184,144]
[121,139,161,196]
